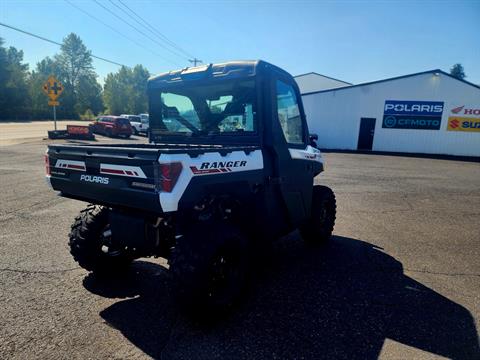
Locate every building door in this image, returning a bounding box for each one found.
[357,118,376,150]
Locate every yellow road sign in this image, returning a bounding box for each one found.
[42,76,64,101]
[48,100,60,106]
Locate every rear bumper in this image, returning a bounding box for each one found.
[114,130,132,136]
[50,176,162,213]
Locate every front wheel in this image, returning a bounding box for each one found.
[69,205,134,273]
[300,185,336,245]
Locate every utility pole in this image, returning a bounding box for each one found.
[189,58,202,67]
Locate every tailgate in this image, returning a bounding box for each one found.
[46,145,162,212]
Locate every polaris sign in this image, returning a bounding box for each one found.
[382,100,444,130]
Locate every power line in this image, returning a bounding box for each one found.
[64,0,176,66]
[0,21,127,67]
[117,0,196,59]
[110,0,188,60]
[92,0,182,66]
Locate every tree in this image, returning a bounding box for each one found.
[450,64,466,80]
[0,38,9,119]
[130,65,150,114]
[103,65,150,115]
[0,33,151,121]
[76,73,104,115]
[0,38,30,120]
[54,33,103,118]
[103,69,129,115]
[29,57,59,119]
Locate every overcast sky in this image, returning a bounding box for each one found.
[1,0,479,85]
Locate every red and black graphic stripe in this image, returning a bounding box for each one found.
[190,166,232,175]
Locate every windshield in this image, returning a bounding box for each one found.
[150,80,257,138]
[116,118,130,125]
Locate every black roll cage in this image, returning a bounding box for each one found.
[147,60,309,149]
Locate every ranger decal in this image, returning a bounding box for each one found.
[190,160,247,174]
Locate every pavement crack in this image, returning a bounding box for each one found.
[0,266,81,275]
[0,197,60,217]
[405,268,480,277]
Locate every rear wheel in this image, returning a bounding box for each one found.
[132,127,138,135]
[169,221,250,314]
[69,204,134,274]
[300,185,336,245]
[105,128,113,138]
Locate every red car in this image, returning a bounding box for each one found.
[91,116,132,138]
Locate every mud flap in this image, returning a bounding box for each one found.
[109,211,148,253]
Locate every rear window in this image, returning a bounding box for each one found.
[116,118,130,125]
[129,116,141,122]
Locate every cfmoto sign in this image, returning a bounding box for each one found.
[382,100,444,130]
[383,116,397,128]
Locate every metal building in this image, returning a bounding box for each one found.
[301,70,480,157]
[294,72,351,94]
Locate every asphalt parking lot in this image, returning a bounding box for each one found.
[0,134,479,359]
[0,121,88,146]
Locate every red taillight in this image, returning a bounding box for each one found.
[45,154,51,175]
[157,162,182,192]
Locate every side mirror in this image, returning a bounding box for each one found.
[309,133,318,148]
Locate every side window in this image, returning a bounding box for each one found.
[276,80,304,145]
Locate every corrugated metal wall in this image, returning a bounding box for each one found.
[302,73,480,156]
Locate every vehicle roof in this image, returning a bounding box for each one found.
[148,60,292,88]
[99,115,129,120]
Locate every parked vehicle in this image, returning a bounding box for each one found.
[45,60,336,313]
[120,114,143,135]
[138,113,150,136]
[91,116,132,138]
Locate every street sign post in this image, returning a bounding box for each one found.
[42,76,63,131]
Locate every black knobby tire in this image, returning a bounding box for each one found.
[69,204,134,273]
[300,185,336,245]
[169,221,250,313]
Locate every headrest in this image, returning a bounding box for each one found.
[163,105,180,118]
[223,101,245,115]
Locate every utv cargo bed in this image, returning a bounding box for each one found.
[46,143,260,213]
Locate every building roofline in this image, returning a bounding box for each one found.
[301,69,480,96]
[294,71,352,85]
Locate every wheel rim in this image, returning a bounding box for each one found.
[321,198,334,227]
[99,225,124,257]
[206,249,241,302]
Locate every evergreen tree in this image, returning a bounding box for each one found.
[103,65,150,115]
[450,64,466,80]
[54,33,103,118]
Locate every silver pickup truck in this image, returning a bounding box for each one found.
[120,114,149,136]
